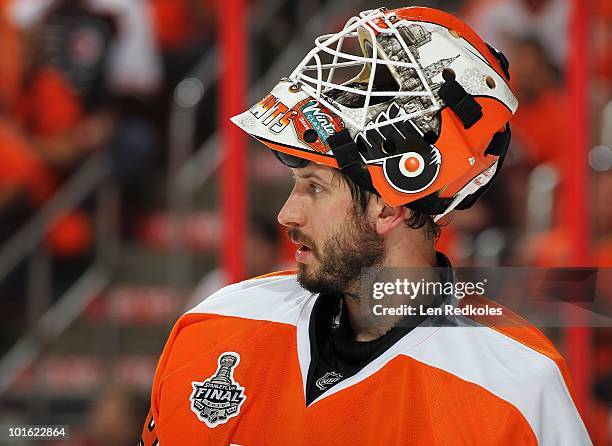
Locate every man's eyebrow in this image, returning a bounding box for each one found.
[292,172,330,184]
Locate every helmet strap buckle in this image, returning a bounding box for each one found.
[328,130,377,195]
[438,80,483,129]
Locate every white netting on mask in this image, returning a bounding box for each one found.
[289,8,440,132]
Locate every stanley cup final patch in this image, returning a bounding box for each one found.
[190,352,247,428]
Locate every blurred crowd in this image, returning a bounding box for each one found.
[0,0,220,351]
[0,0,610,444]
[438,0,612,269]
[2,0,609,272]
[449,1,612,443]
[0,0,220,252]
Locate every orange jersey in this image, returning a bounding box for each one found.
[140,272,590,445]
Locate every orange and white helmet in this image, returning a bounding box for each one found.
[231,6,518,219]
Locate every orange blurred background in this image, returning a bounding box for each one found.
[0,0,609,445]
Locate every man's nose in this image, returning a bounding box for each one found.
[277,192,305,228]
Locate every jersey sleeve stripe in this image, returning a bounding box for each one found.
[252,269,298,279]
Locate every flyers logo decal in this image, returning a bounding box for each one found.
[357,102,442,194]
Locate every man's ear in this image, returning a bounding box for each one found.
[375,203,407,236]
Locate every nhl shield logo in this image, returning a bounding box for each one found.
[315,371,343,390]
[190,352,247,428]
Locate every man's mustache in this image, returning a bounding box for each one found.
[287,228,318,257]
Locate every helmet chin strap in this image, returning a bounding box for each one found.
[327,129,377,194]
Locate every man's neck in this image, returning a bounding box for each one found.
[343,243,437,342]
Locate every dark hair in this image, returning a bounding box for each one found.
[334,169,441,241]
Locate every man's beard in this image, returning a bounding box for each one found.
[289,211,386,296]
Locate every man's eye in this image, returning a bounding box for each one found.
[310,183,323,194]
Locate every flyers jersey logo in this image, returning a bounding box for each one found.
[190,352,247,428]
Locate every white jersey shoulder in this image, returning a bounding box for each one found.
[402,317,591,446]
[186,272,312,326]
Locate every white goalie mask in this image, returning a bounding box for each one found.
[232,6,518,217]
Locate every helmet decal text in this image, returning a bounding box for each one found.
[293,98,344,153]
[250,94,296,134]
